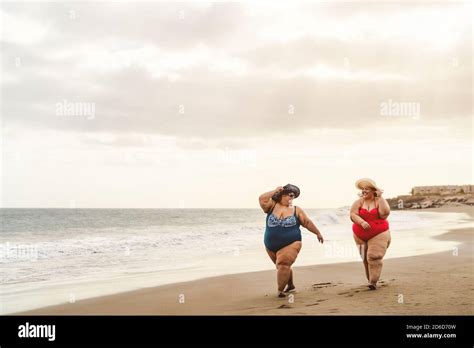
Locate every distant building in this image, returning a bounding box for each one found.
[412,185,474,196]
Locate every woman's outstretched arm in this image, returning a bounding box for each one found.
[258,186,282,213]
[295,206,324,244]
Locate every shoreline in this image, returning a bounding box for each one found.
[14,205,473,315]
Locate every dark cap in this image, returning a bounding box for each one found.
[272,183,300,201]
[282,183,300,198]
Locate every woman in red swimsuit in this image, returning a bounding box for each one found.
[350,178,391,290]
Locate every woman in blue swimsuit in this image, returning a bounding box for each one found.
[259,184,324,297]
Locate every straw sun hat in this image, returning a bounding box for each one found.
[355,178,382,192]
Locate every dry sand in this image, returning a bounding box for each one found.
[16,205,473,315]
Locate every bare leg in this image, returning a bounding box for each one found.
[267,247,294,290]
[285,269,295,292]
[353,234,369,281]
[366,231,391,288]
[275,241,302,296]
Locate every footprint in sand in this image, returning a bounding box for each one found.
[277,304,292,309]
[312,282,336,289]
[379,278,397,287]
[338,287,363,296]
[306,299,327,307]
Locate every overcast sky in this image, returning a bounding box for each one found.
[1,1,472,208]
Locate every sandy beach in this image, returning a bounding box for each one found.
[15,205,473,316]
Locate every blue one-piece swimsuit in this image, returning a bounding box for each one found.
[264,205,302,252]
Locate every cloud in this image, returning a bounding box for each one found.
[1,1,472,143]
[1,2,246,49]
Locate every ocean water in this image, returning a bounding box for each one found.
[0,208,470,314]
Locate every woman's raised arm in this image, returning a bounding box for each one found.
[376,194,391,220]
[258,187,282,213]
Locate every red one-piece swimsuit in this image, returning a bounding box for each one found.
[352,202,389,241]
